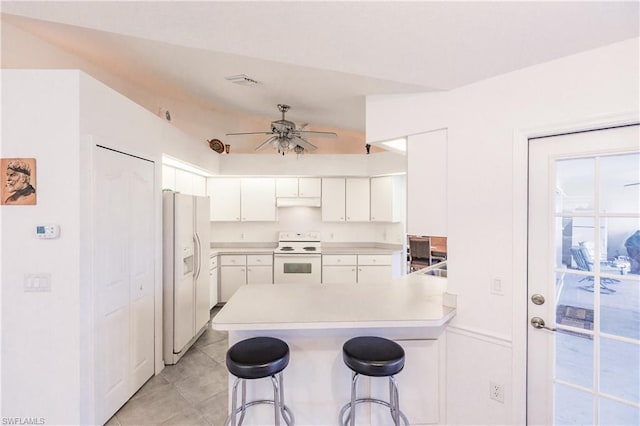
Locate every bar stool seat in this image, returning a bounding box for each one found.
[343,336,405,377]
[339,336,409,426]
[224,337,294,426]
[226,336,290,379]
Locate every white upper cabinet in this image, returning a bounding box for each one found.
[370,175,404,222]
[276,177,321,198]
[207,177,276,221]
[407,130,447,236]
[208,177,241,221]
[322,178,346,221]
[191,175,206,196]
[162,165,176,191]
[276,178,298,197]
[322,177,370,222]
[345,178,370,222]
[298,177,321,197]
[240,178,276,221]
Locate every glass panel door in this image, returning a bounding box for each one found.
[528,125,640,425]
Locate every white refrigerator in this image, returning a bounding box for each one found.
[163,191,211,365]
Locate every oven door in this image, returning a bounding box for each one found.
[273,254,321,284]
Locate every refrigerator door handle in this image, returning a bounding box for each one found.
[194,232,202,279]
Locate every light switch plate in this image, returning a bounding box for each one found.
[24,273,52,292]
[490,277,504,295]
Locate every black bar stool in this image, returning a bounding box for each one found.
[338,336,409,426]
[224,337,294,426]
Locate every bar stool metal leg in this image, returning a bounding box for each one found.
[338,373,409,426]
[349,372,359,426]
[271,375,281,426]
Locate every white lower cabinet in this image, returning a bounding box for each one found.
[357,265,393,284]
[209,255,218,309]
[322,253,393,284]
[220,255,247,303]
[247,254,273,284]
[322,254,357,284]
[220,254,274,301]
[323,266,357,284]
[357,254,393,284]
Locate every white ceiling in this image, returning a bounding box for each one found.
[2,1,638,133]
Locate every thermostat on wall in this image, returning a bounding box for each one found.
[36,225,60,239]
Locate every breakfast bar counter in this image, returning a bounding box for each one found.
[212,279,455,425]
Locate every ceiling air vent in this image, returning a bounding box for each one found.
[224,74,259,86]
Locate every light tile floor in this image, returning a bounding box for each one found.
[106,307,229,426]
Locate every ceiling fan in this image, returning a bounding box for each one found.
[226,104,337,154]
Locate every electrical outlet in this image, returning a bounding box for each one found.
[489,381,504,403]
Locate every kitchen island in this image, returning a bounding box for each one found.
[212,276,455,425]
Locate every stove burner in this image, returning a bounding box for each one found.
[303,247,317,251]
[280,247,295,251]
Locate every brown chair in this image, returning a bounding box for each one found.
[409,237,431,271]
[430,236,447,264]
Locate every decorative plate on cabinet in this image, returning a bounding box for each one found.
[208,139,224,153]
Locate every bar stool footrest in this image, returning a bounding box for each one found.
[224,400,294,426]
[339,398,409,426]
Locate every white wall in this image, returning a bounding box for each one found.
[218,151,405,176]
[1,71,82,424]
[1,69,213,423]
[366,38,639,424]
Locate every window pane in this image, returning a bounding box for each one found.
[600,153,640,214]
[556,217,600,271]
[554,383,593,425]
[556,273,594,329]
[600,276,640,340]
[555,158,594,214]
[599,397,640,426]
[600,338,640,403]
[555,329,593,388]
[603,217,640,277]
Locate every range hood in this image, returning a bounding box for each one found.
[276,197,321,207]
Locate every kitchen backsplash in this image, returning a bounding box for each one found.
[209,207,404,244]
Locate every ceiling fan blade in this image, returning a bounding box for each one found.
[227,131,274,136]
[255,136,278,151]
[297,130,337,139]
[292,136,317,151]
[623,182,640,187]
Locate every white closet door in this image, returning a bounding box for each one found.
[94,146,155,423]
[127,155,155,391]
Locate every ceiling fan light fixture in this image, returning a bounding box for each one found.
[224,74,259,86]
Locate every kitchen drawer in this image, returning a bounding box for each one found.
[220,255,246,266]
[322,254,357,266]
[357,254,392,266]
[209,255,218,269]
[247,254,273,266]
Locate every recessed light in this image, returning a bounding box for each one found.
[224,74,259,86]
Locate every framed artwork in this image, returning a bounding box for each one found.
[1,158,37,205]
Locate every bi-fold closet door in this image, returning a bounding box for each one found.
[93,145,155,424]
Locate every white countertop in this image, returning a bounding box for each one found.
[211,244,401,256]
[321,247,400,255]
[211,247,275,256]
[212,277,455,331]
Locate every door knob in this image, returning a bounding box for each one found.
[531,294,546,305]
[531,317,556,331]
